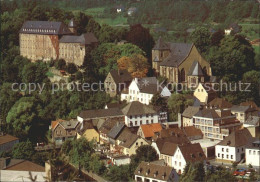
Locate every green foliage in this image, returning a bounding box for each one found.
[180,162,205,182]
[191,27,211,54]
[205,166,236,182]
[168,93,194,121]
[105,165,131,182]
[12,141,35,160]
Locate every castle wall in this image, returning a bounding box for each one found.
[59,43,86,66]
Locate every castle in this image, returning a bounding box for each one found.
[152,37,215,88]
[19,19,98,66]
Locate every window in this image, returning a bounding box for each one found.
[240,113,243,117]
[151,119,153,124]
[222,148,224,152]
[175,161,177,165]
[218,153,220,157]
[231,155,233,159]
[222,154,224,158]
[258,151,260,155]
[135,115,137,119]
[226,155,229,159]
[249,150,251,154]
[135,121,137,125]
[140,120,142,125]
[179,162,181,166]
[136,142,138,146]
[226,148,229,152]
[253,151,256,155]
[237,149,239,153]
[130,116,132,119]
[141,142,143,145]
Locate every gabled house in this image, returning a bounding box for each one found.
[134,161,179,182]
[115,128,149,156]
[231,105,256,123]
[245,139,260,167]
[182,126,203,141]
[0,134,19,153]
[104,69,132,97]
[51,119,79,145]
[215,128,254,163]
[181,106,201,127]
[121,101,159,127]
[193,108,242,140]
[107,122,125,145]
[207,97,233,109]
[76,120,99,143]
[121,77,171,105]
[172,143,206,174]
[193,83,217,104]
[243,116,260,138]
[137,123,163,140]
[152,37,213,86]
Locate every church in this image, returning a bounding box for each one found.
[152,37,215,88]
[19,19,98,66]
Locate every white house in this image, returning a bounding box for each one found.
[215,128,253,163]
[171,143,206,174]
[121,101,159,127]
[245,140,260,167]
[121,77,171,105]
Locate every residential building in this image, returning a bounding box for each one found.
[245,140,260,167]
[152,37,213,85]
[215,128,254,163]
[59,33,98,66]
[121,101,159,127]
[121,77,171,105]
[0,158,46,182]
[0,133,19,153]
[137,123,163,140]
[51,119,79,145]
[159,142,177,167]
[76,120,99,143]
[207,97,233,109]
[77,108,124,123]
[181,106,200,127]
[231,105,256,123]
[243,116,260,137]
[104,70,132,97]
[193,83,217,104]
[172,143,206,174]
[224,23,241,35]
[115,128,149,156]
[134,161,179,182]
[107,154,130,166]
[182,126,203,141]
[194,108,242,140]
[107,122,125,145]
[191,138,219,159]
[19,20,98,65]
[99,118,125,144]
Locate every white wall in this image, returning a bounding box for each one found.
[215,145,245,162]
[124,114,159,127]
[246,148,260,167]
[171,147,186,174]
[0,170,46,182]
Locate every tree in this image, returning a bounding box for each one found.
[12,141,35,160]
[190,27,211,54]
[55,59,66,70]
[126,24,154,59]
[105,165,131,182]
[211,30,224,46]
[180,162,205,182]
[205,166,236,182]
[168,93,194,121]
[117,56,131,70]
[61,140,73,155]
[127,54,149,78]
[6,97,43,139]
[150,93,167,108]
[67,63,78,74]
[22,62,48,83]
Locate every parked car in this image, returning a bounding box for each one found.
[233,169,240,176]
[239,169,246,176]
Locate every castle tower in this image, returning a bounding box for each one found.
[68,19,76,34]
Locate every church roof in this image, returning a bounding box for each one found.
[159,43,193,67]
[19,21,72,35]
[153,37,170,50]
[59,33,98,45]
[188,61,204,76]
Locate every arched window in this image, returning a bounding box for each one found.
[180,68,185,82]
[203,67,207,76]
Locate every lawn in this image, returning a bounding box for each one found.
[84,7,105,17]
[95,16,128,26]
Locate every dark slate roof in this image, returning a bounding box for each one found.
[178,143,206,163]
[79,108,124,119]
[153,37,170,50]
[59,119,79,129]
[188,61,204,76]
[217,128,253,147]
[182,106,201,118]
[122,101,156,116]
[134,161,176,181]
[117,128,139,148]
[19,21,72,35]
[194,109,220,119]
[99,118,124,134]
[109,69,132,84]
[160,43,193,67]
[244,116,260,126]
[136,77,162,94]
[59,33,98,45]
[107,122,125,139]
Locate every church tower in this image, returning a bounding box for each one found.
[68,19,76,34]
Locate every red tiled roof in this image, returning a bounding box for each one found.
[51,119,65,129]
[140,123,162,138]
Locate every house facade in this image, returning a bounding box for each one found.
[215,128,253,163]
[137,123,162,140]
[181,106,200,127]
[193,108,242,140]
[76,120,99,143]
[245,140,260,167]
[193,83,217,104]
[121,101,159,127]
[121,77,171,105]
[231,105,255,123]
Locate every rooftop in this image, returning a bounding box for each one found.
[140,123,163,138]
[0,134,19,146]
[122,101,156,116]
[79,108,124,119]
